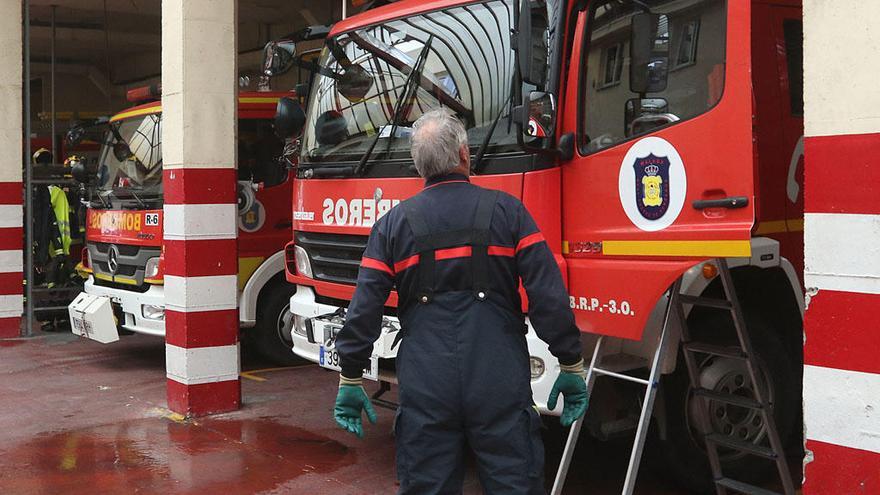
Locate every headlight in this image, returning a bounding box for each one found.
[142,304,165,320]
[293,315,308,337]
[530,357,545,380]
[294,245,313,278]
[144,257,161,279]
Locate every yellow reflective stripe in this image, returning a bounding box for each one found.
[144,278,164,285]
[238,256,265,290]
[110,105,161,123]
[754,218,804,235]
[93,272,139,285]
[602,240,751,258]
[239,97,281,104]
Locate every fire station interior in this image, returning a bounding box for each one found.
[8,0,868,494]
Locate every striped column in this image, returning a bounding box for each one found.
[161,0,240,415]
[803,2,880,492]
[0,0,22,338]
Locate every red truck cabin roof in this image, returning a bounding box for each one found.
[109,91,293,123]
[330,0,476,35]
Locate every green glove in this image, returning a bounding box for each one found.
[334,375,378,438]
[547,359,589,427]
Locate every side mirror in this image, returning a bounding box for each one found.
[629,13,670,94]
[262,40,297,77]
[112,142,133,162]
[274,97,306,139]
[66,122,85,147]
[337,65,373,102]
[70,157,98,184]
[523,91,556,138]
[517,0,549,87]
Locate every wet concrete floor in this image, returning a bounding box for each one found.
[0,331,697,494]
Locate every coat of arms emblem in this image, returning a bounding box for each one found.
[634,153,671,220]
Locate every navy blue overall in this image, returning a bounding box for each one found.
[336,173,582,494]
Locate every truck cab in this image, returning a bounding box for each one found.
[74,89,301,364]
[280,0,803,489]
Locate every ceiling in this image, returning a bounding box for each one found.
[26,0,340,86]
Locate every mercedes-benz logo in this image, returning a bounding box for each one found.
[107,244,120,275]
[373,187,383,202]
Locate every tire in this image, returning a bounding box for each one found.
[251,282,302,366]
[650,309,799,494]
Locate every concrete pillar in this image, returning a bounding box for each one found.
[161,0,240,415]
[803,1,880,492]
[0,0,22,338]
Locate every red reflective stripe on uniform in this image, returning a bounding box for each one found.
[394,254,420,273]
[436,246,471,260]
[361,256,395,276]
[392,245,516,273]
[515,232,545,253]
[488,245,515,257]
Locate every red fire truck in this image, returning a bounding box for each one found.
[277,0,803,490]
[71,88,300,364]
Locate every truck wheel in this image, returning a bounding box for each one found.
[252,283,301,366]
[651,310,798,493]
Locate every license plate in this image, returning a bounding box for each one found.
[316,322,378,380]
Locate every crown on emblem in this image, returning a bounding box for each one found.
[644,164,660,176]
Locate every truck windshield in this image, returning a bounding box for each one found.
[301,0,548,165]
[97,113,163,200]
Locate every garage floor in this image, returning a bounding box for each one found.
[0,332,706,494]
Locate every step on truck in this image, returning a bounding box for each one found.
[68,86,302,365]
[275,0,804,490]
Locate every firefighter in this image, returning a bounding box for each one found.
[333,109,588,494]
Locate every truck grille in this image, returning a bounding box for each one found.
[89,242,160,289]
[295,231,368,285]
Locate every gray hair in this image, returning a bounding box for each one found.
[410,109,468,179]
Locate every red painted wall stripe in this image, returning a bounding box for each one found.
[805,132,880,215]
[0,272,22,296]
[804,440,879,493]
[0,182,22,204]
[165,309,239,348]
[163,169,237,205]
[0,317,20,338]
[0,228,23,251]
[166,378,241,417]
[804,289,880,375]
[163,239,238,277]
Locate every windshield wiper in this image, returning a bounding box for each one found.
[353,34,435,177]
[128,189,147,209]
[472,57,519,174]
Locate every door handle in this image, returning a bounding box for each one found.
[692,196,749,210]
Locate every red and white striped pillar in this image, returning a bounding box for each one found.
[161,0,240,416]
[803,1,880,492]
[0,0,22,338]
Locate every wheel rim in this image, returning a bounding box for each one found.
[275,303,294,346]
[685,352,775,462]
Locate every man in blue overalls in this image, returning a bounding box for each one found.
[333,109,588,494]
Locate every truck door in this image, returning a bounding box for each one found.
[559,0,754,339]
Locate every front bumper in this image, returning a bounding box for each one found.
[84,277,166,337]
[288,284,563,415]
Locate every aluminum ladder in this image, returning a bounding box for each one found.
[551,258,795,495]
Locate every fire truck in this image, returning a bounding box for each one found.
[70,87,300,365]
[274,0,804,490]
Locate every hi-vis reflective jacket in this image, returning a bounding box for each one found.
[336,172,583,378]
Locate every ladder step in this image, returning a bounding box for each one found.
[694,388,763,409]
[683,342,747,360]
[715,477,781,495]
[679,294,733,309]
[706,433,777,459]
